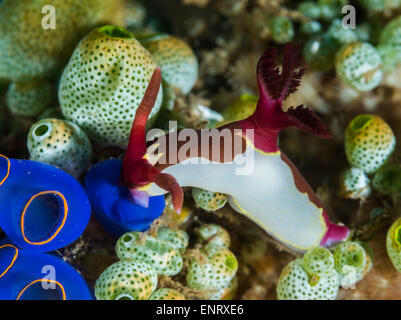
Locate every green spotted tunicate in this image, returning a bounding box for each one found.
[139,33,198,94]
[95,260,158,300]
[387,218,401,273]
[277,247,339,300]
[372,164,401,195]
[6,80,51,117]
[338,167,371,200]
[58,25,163,147]
[333,241,371,287]
[192,188,228,212]
[157,227,189,254]
[187,248,238,291]
[345,114,395,174]
[116,230,184,276]
[269,17,294,44]
[303,247,336,277]
[27,118,92,177]
[195,223,231,252]
[149,288,186,300]
[335,42,383,91]
[277,258,339,300]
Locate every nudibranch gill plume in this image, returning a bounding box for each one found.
[122,43,350,252]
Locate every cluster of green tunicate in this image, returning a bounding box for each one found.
[387,218,401,272]
[6,80,52,117]
[187,223,238,300]
[27,118,92,177]
[340,114,399,200]
[192,188,228,212]
[277,242,372,300]
[277,0,401,91]
[95,227,189,300]
[115,228,188,276]
[96,223,238,300]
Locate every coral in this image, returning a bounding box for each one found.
[387,218,401,273]
[0,0,125,82]
[277,247,339,300]
[345,114,396,174]
[6,80,51,117]
[139,33,199,94]
[27,119,92,178]
[335,42,383,91]
[115,230,185,276]
[95,260,158,300]
[192,188,228,212]
[59,25,163,147]
[372,164,401,195]
[149,288,186,300]
[338,167,371,200]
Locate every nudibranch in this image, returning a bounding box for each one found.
[0,155,91,252]
[121,43,349,252]
[0,241,92,300]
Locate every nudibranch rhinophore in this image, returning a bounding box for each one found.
[121,44,350,252]
[0,155,91,252]
[0,242,92,300]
